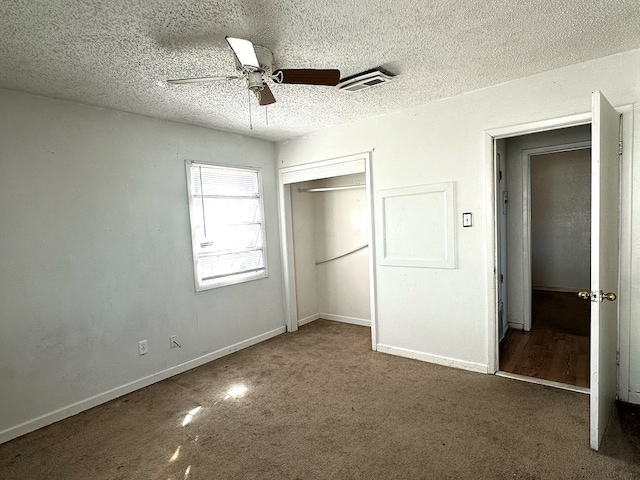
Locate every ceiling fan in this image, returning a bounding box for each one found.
[167,37,341,106]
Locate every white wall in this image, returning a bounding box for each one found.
[505,126,591,327]
[290,174,371,324]
[315,174,370,322]
[277,48,640,392]
[530,149,591,291]
[0,89,285,442]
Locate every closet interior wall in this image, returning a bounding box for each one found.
[291,173,371,326]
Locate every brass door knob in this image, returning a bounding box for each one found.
[602,292,617,301]
[578,291,591,300]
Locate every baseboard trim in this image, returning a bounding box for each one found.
[376,344,488,373]
[508,322,524,330]
[627,392,640,405]
[532,286,579,293]
[320,313,371,327]
[496,371,589,394]
[298,313,320,327]
[0,326,286,445]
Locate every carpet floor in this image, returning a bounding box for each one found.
[1,320,639,479]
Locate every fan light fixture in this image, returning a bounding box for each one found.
[167,36,341,107]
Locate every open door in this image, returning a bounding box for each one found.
[588,91,620,450]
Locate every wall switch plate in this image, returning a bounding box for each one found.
[170,335,178,348]
[138,340,148,355]
[462,212,472,227]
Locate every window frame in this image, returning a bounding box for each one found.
[185,159,268,292]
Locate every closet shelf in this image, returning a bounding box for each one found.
[316,244,368,265]
[298,184,365,193]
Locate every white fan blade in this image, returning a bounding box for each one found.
[225,36,260,70]
[167,76,243,85]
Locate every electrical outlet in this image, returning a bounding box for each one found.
[170,335,178,348]
[138,340,148,355]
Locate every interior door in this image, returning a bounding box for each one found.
[496,140,508,341]
[589,91,620,451]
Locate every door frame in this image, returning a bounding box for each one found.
[484,105,633,402]
[277,152,378,350]
[521,141,592,332]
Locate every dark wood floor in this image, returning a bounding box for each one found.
[499,290,590,388]
[500,328,589,387]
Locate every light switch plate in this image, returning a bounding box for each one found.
[462,212,472,227]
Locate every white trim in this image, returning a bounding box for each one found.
[484,132,499,374]
[617,105,633,403]
[485,111,593,374]
[487,113,591,139]
[532,285,585,293]
[280,154,366,184]
[0,326,285,445]
[365,154,378,350]
[376,344,488,373]
[508,322,524,330]
[376,182,456,269]
[278,183,298,332]
[320,314,371,327]
[627,392,640,406]
[495,371,590,394]
[298,313,320,326]
[521,141,591,331]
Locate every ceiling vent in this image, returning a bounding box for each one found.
[337,68,396,92]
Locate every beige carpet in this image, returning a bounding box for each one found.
[1,320,639,479]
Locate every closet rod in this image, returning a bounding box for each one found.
[316,244,368,265]
[298,184,365,193]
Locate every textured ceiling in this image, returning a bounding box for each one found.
[1,0,640,141]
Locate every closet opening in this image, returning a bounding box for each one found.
[278,153,377,349]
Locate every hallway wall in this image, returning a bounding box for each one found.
[530,149,591,291]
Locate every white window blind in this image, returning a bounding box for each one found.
[186,161,267,290]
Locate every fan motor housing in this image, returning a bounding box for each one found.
[235,45,274,75]
[247,72,264,92]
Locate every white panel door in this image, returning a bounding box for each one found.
[589,91,620,451]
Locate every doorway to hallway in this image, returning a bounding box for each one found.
[495,128,592,390]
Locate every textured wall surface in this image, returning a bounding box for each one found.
[0,89,285,441]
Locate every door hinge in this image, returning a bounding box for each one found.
[616,351,620,366]
[619,113,623,155]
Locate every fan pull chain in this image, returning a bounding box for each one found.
[248,90,253,130]
[265,105,269,126]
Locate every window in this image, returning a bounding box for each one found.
[186,160,267,291]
